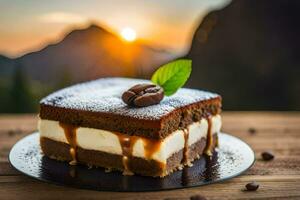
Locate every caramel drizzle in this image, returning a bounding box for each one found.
[182,129,190,165]
[59,122,164,174]
[117,133,163,175]
[117,134,138,175]
[142,138,162,160]
[59,122,78,165]
[204,116,213,156]
[142,138,165,174]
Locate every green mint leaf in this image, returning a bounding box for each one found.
[151,59,192,96]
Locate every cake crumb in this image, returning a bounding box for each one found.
[123,170,134,176]
[105,168,112,173]
[69,160,77,165]
[87,164,93,169]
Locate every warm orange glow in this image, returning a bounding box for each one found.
[121,27,137,42]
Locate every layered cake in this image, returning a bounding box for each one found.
[38,78,222,177]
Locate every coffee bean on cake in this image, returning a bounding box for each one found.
[122,83,164,107]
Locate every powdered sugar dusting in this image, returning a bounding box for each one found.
[41,78,219,120]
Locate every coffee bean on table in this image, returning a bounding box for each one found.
[261,151,274,161]
[122,83,164,107]
[245,181,259,191]
[190,194,207,200]
[248,127,256,134]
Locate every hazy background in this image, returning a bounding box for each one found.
[0,0,299,112]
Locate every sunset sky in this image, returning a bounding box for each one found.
[0,0,230,58]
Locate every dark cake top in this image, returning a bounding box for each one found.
[40,78,220,120]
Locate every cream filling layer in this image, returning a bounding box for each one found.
[38,115,221,163]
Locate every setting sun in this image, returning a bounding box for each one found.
[121,27,137,42]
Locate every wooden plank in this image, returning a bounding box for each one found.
[0,162,20,176]
[0,175,299,200]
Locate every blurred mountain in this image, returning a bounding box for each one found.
[186,0,300,110]
[0,55,15,79]
[0,24,176,113]
[0,24,176,84]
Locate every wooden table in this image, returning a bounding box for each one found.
[1,112,300,200]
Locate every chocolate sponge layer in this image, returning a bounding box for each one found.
[40,78,221,139]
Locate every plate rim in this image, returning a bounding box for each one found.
[9,132,255,192]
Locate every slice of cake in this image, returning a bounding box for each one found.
[38,78,222,177]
